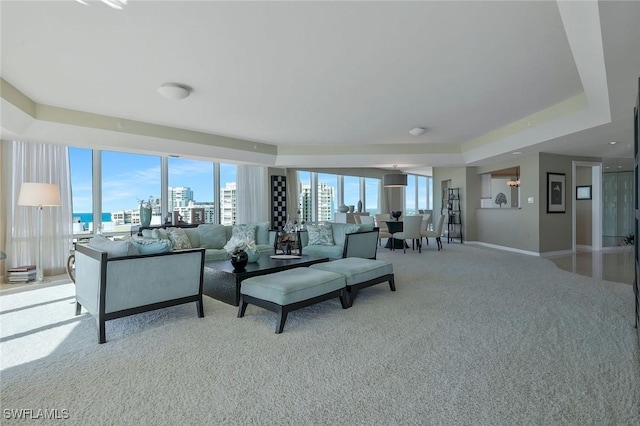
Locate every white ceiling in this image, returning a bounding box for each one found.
[1,0,639,173]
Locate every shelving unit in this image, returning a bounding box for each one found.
[442,187,463,243]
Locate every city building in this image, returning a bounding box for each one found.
[220,182,236,226]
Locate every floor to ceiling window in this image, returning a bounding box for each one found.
[317,173,337,221]
[405,175,417,216]
[298,171,312,223]
[101,151,161,233]
[417,175,433,210]
[219,163,237,225]
[343,175,360,211]
[365,178,379,215]
[168,157,214,224]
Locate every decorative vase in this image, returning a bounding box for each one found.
[348,205,355,213]
[247,250,260,263]
[140,206,152,227]
[338,204,349,213]
[230,250,248,270]
[357,200,363,213]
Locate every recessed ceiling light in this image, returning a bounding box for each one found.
[409,127,427,136]
[512,151,522,155]
[609,141,617,145]
[158,83,191,100]
[618,165,623,168]
[605,166,610,169]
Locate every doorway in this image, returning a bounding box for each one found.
[572,161,602,252]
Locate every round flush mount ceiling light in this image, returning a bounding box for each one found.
[157,83,191,100]
[609,141,617,145]
[409,127,427,136]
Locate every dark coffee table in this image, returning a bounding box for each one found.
[203,253,329,306]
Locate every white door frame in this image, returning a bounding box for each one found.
[572,161,602,252]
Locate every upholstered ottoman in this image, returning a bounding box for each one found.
[238,267,348,333]
[309,258,395,307]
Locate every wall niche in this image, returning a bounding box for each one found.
[480,166,520,209]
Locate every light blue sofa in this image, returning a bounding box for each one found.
[150,222,275,262]
[74,243,205,343]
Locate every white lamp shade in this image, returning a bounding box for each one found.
[18,183,61,207]
[383,173,408,187]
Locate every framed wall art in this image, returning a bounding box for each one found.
[576,185,592,201]
[547,172,566,213]
[190,207,205,224]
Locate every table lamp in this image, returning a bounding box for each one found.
[18,182,61,282]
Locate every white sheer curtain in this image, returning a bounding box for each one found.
[236,164,268,224]
[6,141,73,276]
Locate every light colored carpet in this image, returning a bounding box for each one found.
[1,244,639,425]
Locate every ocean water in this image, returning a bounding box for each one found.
[73,213,112,224]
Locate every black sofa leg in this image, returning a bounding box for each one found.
[339,291,349,309]
[276,308,288,334]
[98,319,106,344]
[237,298,248,318]
[389,276,396,291]
[196,297,204,318]
[347,288,357,308]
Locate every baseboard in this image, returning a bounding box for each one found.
[465,241,541,257]
[576,244,592,252]
[540,249,574,258]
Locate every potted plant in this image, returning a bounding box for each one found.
[224,236,259,268]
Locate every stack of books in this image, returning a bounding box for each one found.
[7,265,36,283]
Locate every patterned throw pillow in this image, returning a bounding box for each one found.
[167,227,192,250]
[307,224,335,246]
[232,224,257,243]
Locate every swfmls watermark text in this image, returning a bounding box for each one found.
[3,408,69,420]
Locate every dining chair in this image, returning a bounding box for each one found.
[359,215,374,225]
[374,214,391,246]
[421,213,431,232]
[391,215,424,253]
[422,214,446,251]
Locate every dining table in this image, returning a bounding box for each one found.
[384,220,409,249]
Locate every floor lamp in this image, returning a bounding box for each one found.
[18,183,61,282]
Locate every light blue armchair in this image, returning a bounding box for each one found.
[74,244,205,343]
[300,222,379,259]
